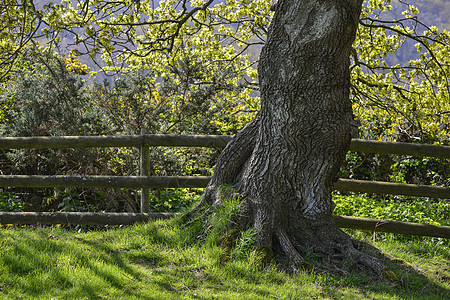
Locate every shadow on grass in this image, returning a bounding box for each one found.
[0,229,182,299]
[327,240,450,299]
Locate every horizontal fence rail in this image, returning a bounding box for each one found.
[0,175,212,189]
[0,134,232,149]
[0,212,176,225]
[1,135,450,158]
[349,139,450,159]
[332,216,450,239]
[0,176,449,199]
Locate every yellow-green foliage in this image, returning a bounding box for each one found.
[2,0,449,143]
[353,0,450,143]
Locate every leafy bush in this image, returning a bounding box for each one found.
[333,193,449,227]
[390,157,450,186]
[339,152,450,188]
[0,45,252,213]
[147,189,201,212]
[0,190,23,212]
[0,44,114,178]
[0,45,127,212]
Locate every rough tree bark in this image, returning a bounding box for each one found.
[189,0,389,275]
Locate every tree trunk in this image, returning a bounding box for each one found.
[191,0,388,275]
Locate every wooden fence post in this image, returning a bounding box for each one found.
[140,129,150,213]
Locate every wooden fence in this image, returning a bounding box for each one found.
[0,133,449,238]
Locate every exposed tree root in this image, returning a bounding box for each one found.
[268,216,388,276]
[184,191,392,279]
[179,0,398,282]
[181,158,391,279]
[275,228,310,273]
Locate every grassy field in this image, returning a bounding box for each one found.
[0,216,449,300]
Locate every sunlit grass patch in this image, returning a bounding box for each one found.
[0,219,448,300]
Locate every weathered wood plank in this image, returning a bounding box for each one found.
[333,215,450,239]
[0,135,142,149]
[349,139,450,159]
[140,129,151,213]
[0,212,175,225]
[142,134,231,148]
[0,135,232,149]
[0,175,211,188]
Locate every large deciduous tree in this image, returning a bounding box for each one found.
[1,0,448,274]
[193,0,388,274]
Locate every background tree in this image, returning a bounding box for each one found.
[354,2,449,143]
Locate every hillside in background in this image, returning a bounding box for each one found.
[414,0,449,29]
[380,0,449,66]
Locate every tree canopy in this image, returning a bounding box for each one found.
[1,0,449,143]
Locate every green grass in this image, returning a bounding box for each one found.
[0,218,448,300]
